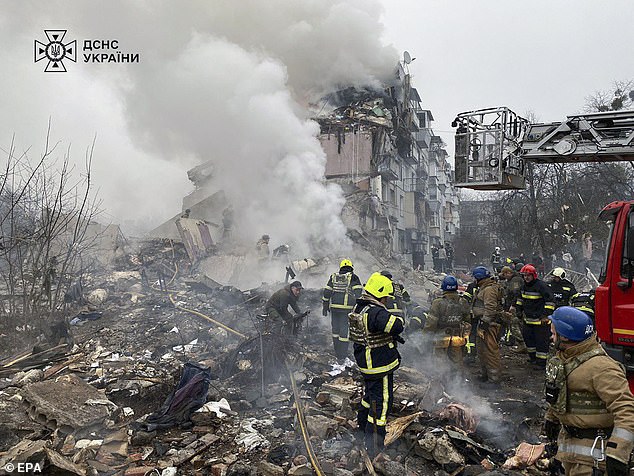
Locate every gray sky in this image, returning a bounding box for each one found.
[2,1,634,234]
[379,0,634,149]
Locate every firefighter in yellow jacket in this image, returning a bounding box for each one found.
[349,272,404,457]
[322,259,363,360]
[425,276,470,368]
[544,306,634,476]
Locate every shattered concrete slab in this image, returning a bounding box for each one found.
[21,374,116,435]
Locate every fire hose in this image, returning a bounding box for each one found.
[286,359,325,476]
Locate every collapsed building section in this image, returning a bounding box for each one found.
[316,65,460,268]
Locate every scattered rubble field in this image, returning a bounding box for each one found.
[0,240,550,476]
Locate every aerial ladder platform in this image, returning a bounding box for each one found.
[452,107,634,190]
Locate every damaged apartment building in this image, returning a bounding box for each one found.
[316,62,460,268]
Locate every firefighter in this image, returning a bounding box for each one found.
[256,234,270,260]
[471,266,506,386]
[424,276,470,368]
[544,306,634,476]
[381,270,410,321]
[514,264,555,368]
[549,268,577,308]
[499,266,527,351]
[264,281,307,334]
[570,290,595,322]
[463,277,479,362]
[406,300,428,332]
[348,272,404,457]
[490,246,502,274]
[322,259,363,360]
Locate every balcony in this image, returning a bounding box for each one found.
[377,157,398,181]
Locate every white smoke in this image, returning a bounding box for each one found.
[0,1,398,255]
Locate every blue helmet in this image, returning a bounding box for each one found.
[551,306,594,341]
[471,266,490,281]
[441,275,458,291]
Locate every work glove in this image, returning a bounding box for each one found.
[543,419,560,443]
[606,456,628,476]
[322,303,329,316]
[394,335,405,345]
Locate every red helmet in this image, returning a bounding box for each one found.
[520,264,538,279]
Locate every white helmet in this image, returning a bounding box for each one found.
[552,267,566,278]
[495,247,500,252]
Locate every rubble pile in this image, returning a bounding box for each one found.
[0,239,551,475]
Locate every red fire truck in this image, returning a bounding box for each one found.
[452,108,634,391]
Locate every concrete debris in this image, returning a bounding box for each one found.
[0,237,550,475]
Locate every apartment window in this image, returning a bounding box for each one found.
[390,188,396,205]
[400,194,404,217]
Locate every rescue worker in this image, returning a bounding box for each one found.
[463,277,480,362]
[471,266,505,386]
[514,264,555,368]
[406,300,428,332]
[264,281,307,334]
[499,266,527,351]
[570,290,595,322]
[425,276,470,368]
[490,246,502,274]
[549,268,577,308]
[381,270,410,322]
[256,234,270,260]
[322,259,363,360]
[544,306,634,476]
[348,272,404,457]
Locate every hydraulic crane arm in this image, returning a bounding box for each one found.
[453,107,634,190]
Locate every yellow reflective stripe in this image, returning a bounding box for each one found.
[339,337,349,342]
[563,287,571,291]
[536,352,549,360]
[577,306,594,313]
[322,297,329,302]
[521,293,542,299]
[516,299,523,305]
[332,333,339,338]
[360,358,400,375]
[384,314,397,333]
[361,399,370,409]
[545,304,555,310]
[330,304,353,309]
[378,375,389,426]
[352,285,363,290]
[614,328,634,336]
[324,285,333,290]
[411,316,422,324]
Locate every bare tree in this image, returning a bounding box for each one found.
[0,125,101,332]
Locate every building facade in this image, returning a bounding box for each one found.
[317,63,460,268]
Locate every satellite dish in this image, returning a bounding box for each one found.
[403,51,412,64]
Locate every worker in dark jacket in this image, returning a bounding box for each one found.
[544,307,634,476]
[381,270,410,321]
[349,272,404,457]
[322,259,363,360]
[265,281,306,334]
[513,264,555,368]
[499,266,527,351]
[548,268,577,308]
[570,290,595,322]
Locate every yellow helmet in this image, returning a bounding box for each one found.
[340,259,353,269]
[364,272,394,299]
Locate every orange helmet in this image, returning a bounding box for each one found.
[520,264,538,279]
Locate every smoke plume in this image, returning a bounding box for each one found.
[0,1,398,255]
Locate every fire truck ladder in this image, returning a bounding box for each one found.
[453,107,634,190]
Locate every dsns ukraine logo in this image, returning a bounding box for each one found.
[34,30,77,72]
